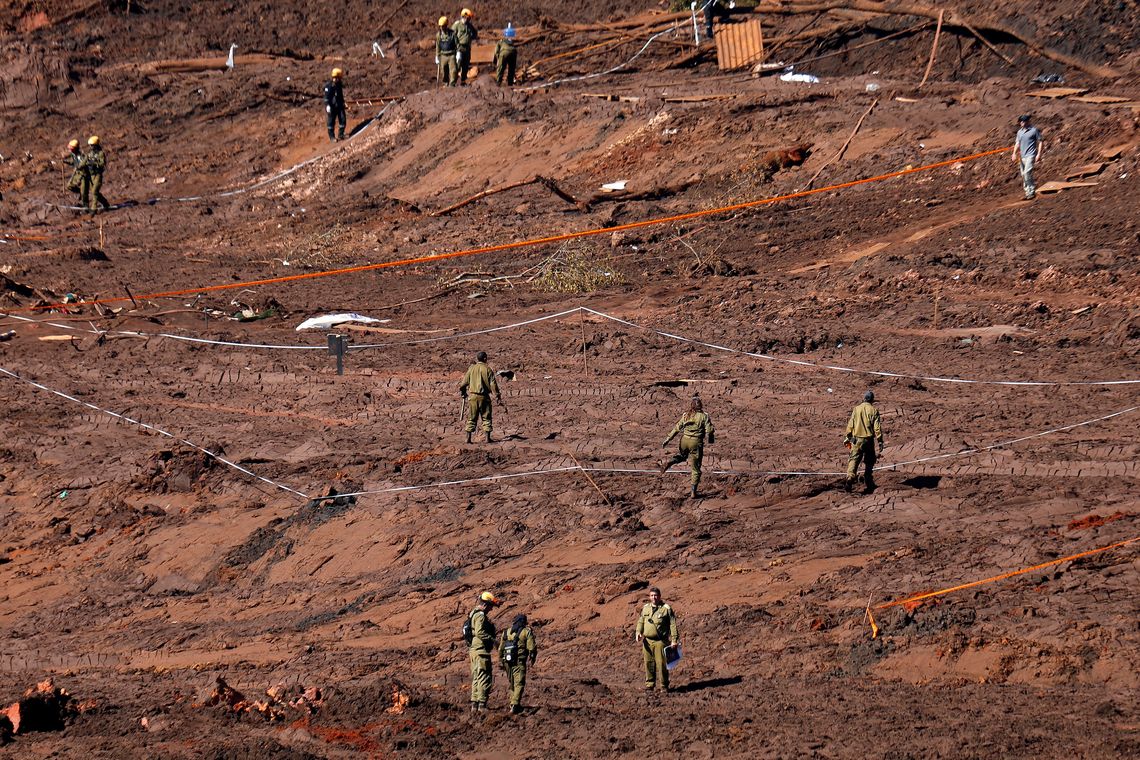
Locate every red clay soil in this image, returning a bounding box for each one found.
[1,1,1139,757]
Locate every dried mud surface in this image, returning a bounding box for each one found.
[1,1,1139,758]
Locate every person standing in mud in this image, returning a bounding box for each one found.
[1012,114,1044,200]
[452,8,479,86]
[323,68,347,142]
[498,613,537,714]
[436,16,459,87]
[660,395,714,499]
[82,136,110,213]
[493,25,518,86]
[467,591,501,714]
[65,139,86,203]
[704,0,734,40]
[635,587,679,692]
[844,390,884,493]
[459,351,502,443]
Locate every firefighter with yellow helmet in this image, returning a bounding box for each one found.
[452,8,479,85]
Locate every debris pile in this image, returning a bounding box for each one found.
[203,676,324,721]
[0,679,82,743]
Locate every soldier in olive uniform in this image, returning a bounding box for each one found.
[459,351,502,443]
[635,587,679,691]
[65,139,85,200]
[82,136,110,213]
[468,591,501,714]
[498,613,537,714]
[452,8,479,86]
[436,16,459,87]
[844,390,884,493]
[661,395,715,498]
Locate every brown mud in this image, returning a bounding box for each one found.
[1,1,1139,757]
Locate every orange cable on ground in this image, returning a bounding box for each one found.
[876,535,1139,613]
[21,147,1007,313]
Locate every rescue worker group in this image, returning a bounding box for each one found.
[457,351,880,713]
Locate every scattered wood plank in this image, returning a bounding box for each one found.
[917,9,944,88]
[1027,87,1088,99]
[1072,94,1131,104]
[429,175,585,216]
[1036,180,1099,194]
[1065,163,1107,181]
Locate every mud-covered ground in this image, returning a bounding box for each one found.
[1,1,1138,757]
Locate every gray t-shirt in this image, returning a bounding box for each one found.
[1016,126,1042,159]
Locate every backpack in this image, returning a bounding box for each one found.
[462,610,477,645]
[502,628,526,665]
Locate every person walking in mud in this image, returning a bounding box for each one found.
[323,68,347,141]
[82,136,110,213]
[452,8,479,86]
[660,395,714,499]
[436,16,459,87]
[466,591,501,714]
[1012,114,1044,200]
[459,351,502,443]
[844,390,884,493]
[498,613,537,714]
[493,25,518,86]
[635,587,679,692]
[65,139,86,203]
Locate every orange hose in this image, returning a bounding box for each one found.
[878,535,1139,610]
[20,147,1007,313]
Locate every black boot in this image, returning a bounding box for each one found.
[465,432,472,444]
[485,432,493,443]
[690,485,698,499]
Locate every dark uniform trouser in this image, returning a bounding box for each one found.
[642,637,669,689]
[846,436,876,486]
[440,54,458,86]
[506,662,528,706]
[67,170,83,194]
[470,651,492,704]
[666,436,704,487]
[458,46,472,84]
[496,50,517,85]
[465,393,493,433]
[327,107,346,140]
[84,173,109,211]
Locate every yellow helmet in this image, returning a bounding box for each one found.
[68,139,79,150]
[461,8,473,17]
[87,135,100,146]
[331,67,343,79]
[438,15,448,26]
[479,591,501,606]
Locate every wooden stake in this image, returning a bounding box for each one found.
[802,98,878,190]
[933,286,941,329]
[580,308,589,379]
[568,450,612,508]
[918,9,944,88]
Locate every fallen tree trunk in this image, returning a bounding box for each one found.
[753,0,1121,77]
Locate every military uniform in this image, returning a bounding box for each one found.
[498,625,537,711]
[636,601,679,690]
[436,28,459,87]
[452,18,478,85]
[323,78,346,141]
[468,606,497,707]
[663,410,714,490]
[845,400,883,490]
[66,147,85,198]
[82,146,109,213]
[493,37,517,86]
[459,360,501,435]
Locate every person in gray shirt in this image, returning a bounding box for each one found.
[1013,114,1044,200]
